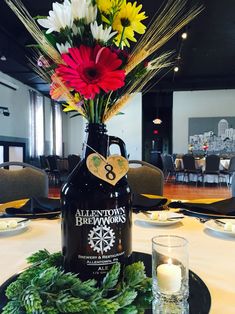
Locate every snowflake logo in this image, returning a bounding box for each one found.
[88,226,115,254]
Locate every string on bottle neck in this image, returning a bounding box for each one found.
[84,142,109,165]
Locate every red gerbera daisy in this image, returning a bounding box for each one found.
[56,45,126,99]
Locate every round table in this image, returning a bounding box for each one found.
[0,213,234,313]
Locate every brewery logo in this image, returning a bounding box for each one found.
[88,226,115,254]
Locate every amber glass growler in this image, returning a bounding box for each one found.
[61,123,132,281]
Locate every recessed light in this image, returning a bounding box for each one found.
[0,55,7,61]
[181,32,188,40]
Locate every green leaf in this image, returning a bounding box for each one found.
[22,286,43,313]
[123,262,146,288]
[56,292,89,313]
[117,304,138,314]
[18,266,42,282]
[45,252,63,268]
[5,280,25,299]
[27,249,50,264]
[94,298,120,314]
[2,300,24,314]
[102,263,121,291]
[54,271,79,289]
[42,306,59,314]
[136,277,152,292]
[70,113,83,118]
[71,279,99,299]
[31,267,58,288]
[115,289,137,308]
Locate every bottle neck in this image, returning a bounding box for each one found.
[83,123,108,159]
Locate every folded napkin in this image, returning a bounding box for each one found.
[168,197,235,216]
[132,194,168,213]
[4,197,61,218]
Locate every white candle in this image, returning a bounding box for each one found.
[157,259,182,293]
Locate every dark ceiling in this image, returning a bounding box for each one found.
[0,0,235,95]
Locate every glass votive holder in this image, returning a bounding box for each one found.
[152,235,189,303]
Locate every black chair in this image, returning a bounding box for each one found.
[203,154,221,186]
[182,154,202,186]
[39,155,50,174]
[127,160,164,196]
[68,154,81,173]
[220,156,235,186]
[161,154,183,182]
[47,155,61,185]
[231,173,235,196]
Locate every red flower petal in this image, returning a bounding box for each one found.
[56,45,126,99]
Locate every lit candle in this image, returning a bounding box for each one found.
[157,258,182,293]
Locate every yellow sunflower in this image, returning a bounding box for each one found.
[112,1,147,47]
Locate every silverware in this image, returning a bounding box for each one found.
[142,212,184,221]
[17,218,29,224]
[214,219,225,226]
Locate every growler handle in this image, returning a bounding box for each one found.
[108,136,127,158]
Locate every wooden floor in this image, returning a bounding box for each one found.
[163,181,230,200]
[49,182,231,200]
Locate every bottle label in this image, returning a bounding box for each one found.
[74,206,130,276]
[75,207,126,227]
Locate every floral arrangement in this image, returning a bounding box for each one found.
[5,0,202,123]
[202,142,209,151]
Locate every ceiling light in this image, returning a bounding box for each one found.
[174,66,179,72]
[0,55,7,61]
[181,32,188,40]
[153,118,162,125]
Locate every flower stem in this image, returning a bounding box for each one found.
[119,27,126,49]
[89,99,94,123]
[95,99,99,123]
[102,92,113,122]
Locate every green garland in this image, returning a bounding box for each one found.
[3,250,153,314]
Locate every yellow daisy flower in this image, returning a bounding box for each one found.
[96,0,113,14]
[113,1,147,47]
[97,0,125,25]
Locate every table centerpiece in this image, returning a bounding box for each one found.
[3,0,202,310]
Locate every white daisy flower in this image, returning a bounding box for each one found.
[90,22,117,43]
[56,41,71,54]
[85,4,97,24]
[38,1,73,34]
[71,0,97,24]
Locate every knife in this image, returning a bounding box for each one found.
[141,211,184,221]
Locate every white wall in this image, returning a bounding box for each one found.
[173,89,235,153]
[107,93,142,160]
[63,93,142,160]
[63,113,85,156]
[0,71,52,157]
[44,97,53,155]
[0,72,29,139]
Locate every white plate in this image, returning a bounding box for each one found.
[205,219,235,237]
[136,211,184,226]
[0,218,30,235]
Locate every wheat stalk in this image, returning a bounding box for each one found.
[4,0,62,64]
[103,51,173,122]
[125,0,203,75]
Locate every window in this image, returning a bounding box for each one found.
[29,90,44,158]
[52,101,62,156]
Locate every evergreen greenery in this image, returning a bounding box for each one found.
[3,249,152,314]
